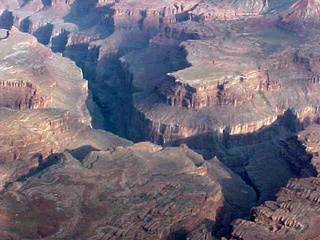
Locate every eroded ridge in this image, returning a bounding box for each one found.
[0,143,255,239]
[0,27,90,123]
[232,125,320,240]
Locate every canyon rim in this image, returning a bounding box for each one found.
[1,0,320,239]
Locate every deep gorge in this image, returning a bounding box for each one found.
[1,0,320,239]
[10,0,316,207]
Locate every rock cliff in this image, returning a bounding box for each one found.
[2,0,320,239]
[4,0,320,210]
[232,124,320,239]
[0,27,90,124]
[282,0,320,25]
[118,16,320,202]
[0,27,132,191]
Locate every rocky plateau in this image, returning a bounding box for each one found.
[1,0,320,239]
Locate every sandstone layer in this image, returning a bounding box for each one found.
[116,5,320,202]
[0,27,90,124]
[0,2,260,239]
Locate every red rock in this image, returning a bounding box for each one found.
[0,143,254,239]
[2,0,320,239]
[232,124,320,239]
[0,28,90,123]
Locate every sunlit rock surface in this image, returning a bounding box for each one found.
[0,107,132,186]
[0,27,90,124]
[0,143,254,239]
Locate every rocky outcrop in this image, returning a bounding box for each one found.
[14,0,320,205]
[0,107,132,189]
[113,0,200,28]
[129,23,320,113]
[232,177,320,239]
[0,27,90,123]
[0,25,133,190]
[190,0,268,21]
[158,38,283,110]
[0,143,255,239]
[108,11,320,203]
[232,124,320,240]
[123,21,320,145]
[0,80,51,109]
[282,0,320,25]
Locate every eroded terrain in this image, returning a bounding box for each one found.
[1,0,320,239]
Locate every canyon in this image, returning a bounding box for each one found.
[0,0,320,239]
[232,124,320,239]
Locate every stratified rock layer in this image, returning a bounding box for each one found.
[0,143,254,239]
[0,27,90,124]
[0,107,132,190]
[232,124,320,240]
[0,22,132,191]
[282,0,320,25]
[3,0,320,239]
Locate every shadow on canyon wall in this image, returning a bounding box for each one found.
[64,0,114,31]
[14,144,101,184]
[166,109,317,201]
[45,6,320,237]
[33,23,54,45]
[0,10,13,29]
[166,109,317,238]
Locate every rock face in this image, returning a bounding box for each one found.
[233,177,320,240]
[232,124,320,240]
[282,0,320,25]
[118,12,320,202]
[0,143,255,239]
[0,2,258,239]
[125,14,320,144]
[190,0,267,21]
[0,26,132,190]
[3,0,320,239]
[0,107,132,186]
[0,27,90,124]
